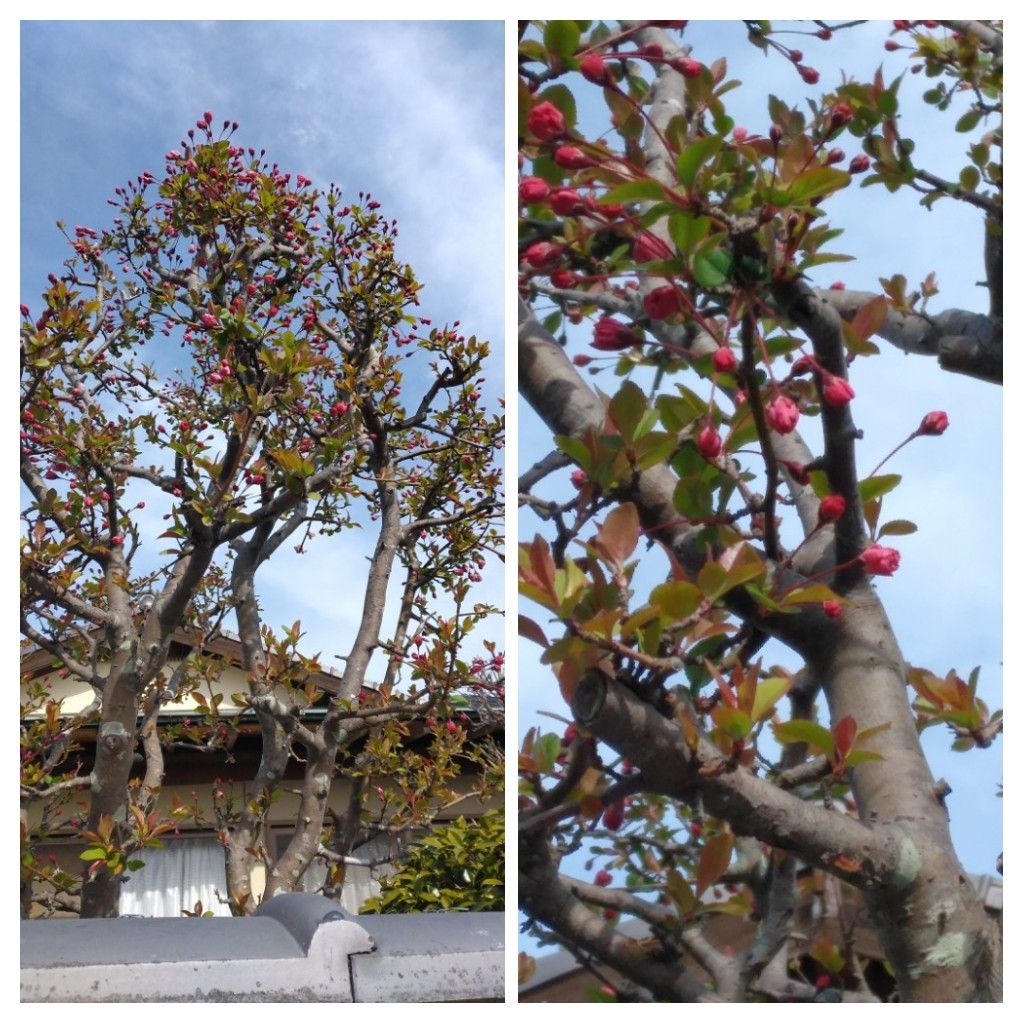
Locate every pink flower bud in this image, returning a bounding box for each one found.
[570,469,588,489]
[549,187,586,216]
[201,313,218,328]
[822,600,843,618]
[697,425,722,459]
[591,317,638,351]
[712,346,738,373]
[826,148,845,165]
[780,460,811,485]
[632,232,673,263]
[672,57,703,78]
[643,285,683,320]
[602,799,625,831]
[579,53,608,84]
[553,146,591,170]
[918,410,949,436]
[860,543,900,576]
[523,241,562,269]
[829,102,855,130]
[817,494,846,525]
[766,394,800,434]
[821,374,855,406]
[519,176,550,203]
[526,101,567,142]
[551,269,580,289]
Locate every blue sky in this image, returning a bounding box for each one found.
[20,20,505,679]
[518,20,1002,891]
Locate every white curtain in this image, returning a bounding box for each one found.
[119,836,232,917]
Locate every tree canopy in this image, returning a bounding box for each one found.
[518,19,1001,1002]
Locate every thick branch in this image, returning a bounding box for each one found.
[816,288,1001,385]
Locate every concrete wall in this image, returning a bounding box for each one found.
[21,892,503,1002]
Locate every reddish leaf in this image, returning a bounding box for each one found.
[594,503,640,566]
[695,832,734,896]
[851,294,889,341]
[833,714,857,761]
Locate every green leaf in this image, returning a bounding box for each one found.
[697,562,728,602]
[773,719,836,758]
[692,248,733,288]
[959,166,981,192]
[712,706,751,741]
[544,21,581,63]
[609,381,647,440]
[651,580,702,621]
[859,473,901,503]
[787,166,850,203]
[79,847,107,861]
[878,519,917,538]
[533,732,563,774]
[667,212,713,255]
[676,136,722,189]
[782,583,841,606]
[955,108,982,133]
[666,867,697,913]
[751,676,792,723]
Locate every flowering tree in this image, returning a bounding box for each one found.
[518,21,1001,1002]
[21,114,504,919]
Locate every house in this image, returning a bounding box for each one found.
[21,629,503,918]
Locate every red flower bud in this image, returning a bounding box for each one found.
[798,65,820,85]
[632,231,673,263]
[766,394,800,434]
[822,600,843,618]
[697,425,722,459]
[918,410,949,436]
[818,494,846,525]
[20,304,29,317]
[550,269,579,289]
[519,176,550,203]
[572,354,591,366]
[769,123,783,145]
[830,281,846,290]
[570,469,588,489]
[849,154,871,174]
[595,869,614,887]
[826,148,845,165]
[591,317,638,351]
[821,374,855,406]
[885,39,902,51]
[200,312,218,328]
[579,53,608,84]
[672,57,703,78]
[553,146,591,170]
[816,28,832,40]
[860,543,900,576]
[602,799,626,831]
[780,460,811,485]
[549,187,586,216]
[526,101,567,141]
[643,285,683,320]
[712,346,738,373]
[789,49,804,62]
[523,241,562,269]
